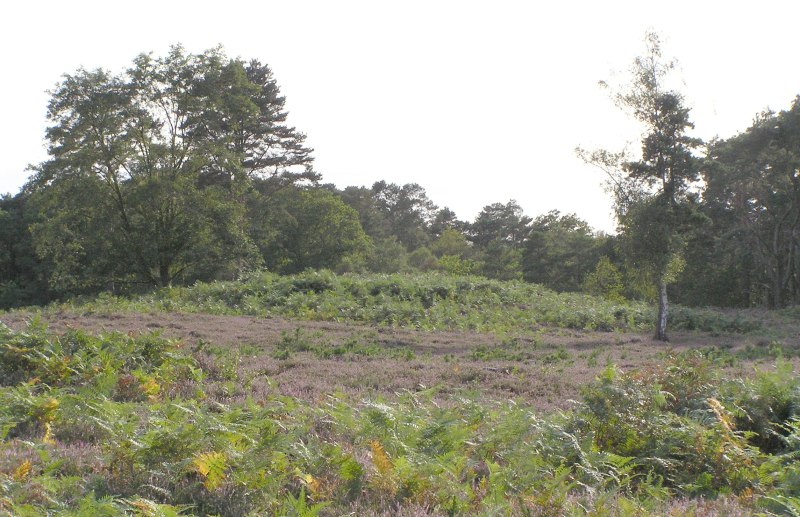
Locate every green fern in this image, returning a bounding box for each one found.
[282,487,330,517]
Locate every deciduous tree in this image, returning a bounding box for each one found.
[250,186,371,273]
[522,210,599,291]
[29,46,313,289]
[469,200,531,250]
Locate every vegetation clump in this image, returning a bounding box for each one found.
[45,271,778,338]
[1,322,800,515]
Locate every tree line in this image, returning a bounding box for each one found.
[1,43,799,314]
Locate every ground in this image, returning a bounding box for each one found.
[0,309,776,412]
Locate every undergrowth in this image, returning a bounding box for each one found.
[1,322,799,515]
[270,328,416,361]
[39,270,773,336]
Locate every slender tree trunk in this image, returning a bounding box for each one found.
[159,262,171,288]
[772,223,783,308]
[773,259,782,309]
[655,276,668,341]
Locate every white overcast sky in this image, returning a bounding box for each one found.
[2,1,800,233]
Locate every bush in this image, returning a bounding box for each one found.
[583,256,625,302]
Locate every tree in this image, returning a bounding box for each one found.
[469,200,531,250]
[429,207,467,238]
[583,256,625,302]
[408,247,439,271]
[338,185,391,241]
[700,102,800,307]
[522,210,600,291]
[580,32,701,340]
[191,56,316,189]
[28,174,129,294]
[370,181,438,250]
[430,228,473,259]
[466,200,530,281]
[251,186,371,273]
[480,240,523,281]
[0,194,49,308]
[29,46,312,288]
[366,236,410,273]
[337,182,453,253]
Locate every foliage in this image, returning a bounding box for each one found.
[583,256,625,302]
[1,322,798,515]
[522,210,601,292]
[192,451,228,491]
[407,247,438,272]
[436,255,479,277]
[468,200,531,250]
[0,195,49,309]
[249,186,371,274]
[337,185,392,242]
[478,240,523,281]
[26,45,313,291]
[430,228,473,259]
[38,270,777,337]
[369,181,438,250]
[695,98,800,308]
[4,40,800,313]
[580,31,702,340]
[269,327,415,361]
[365,237,410,274]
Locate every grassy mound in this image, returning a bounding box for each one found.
[49,271,769,335]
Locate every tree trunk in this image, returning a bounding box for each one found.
[771,251,782,309]
[159,262,171,288]
[654,277,668,341]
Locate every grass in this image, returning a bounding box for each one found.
[2,271,799,514]
[269,328,416,361]
[1,321,800,515]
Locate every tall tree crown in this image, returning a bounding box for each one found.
[29,46,315,289]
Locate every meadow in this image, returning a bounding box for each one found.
[2,272,800,515]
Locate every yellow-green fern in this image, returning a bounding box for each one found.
[12,459,31,481]
[369,440,393,475]
[192,451,227,491]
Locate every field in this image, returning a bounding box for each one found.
[2,272,800,515]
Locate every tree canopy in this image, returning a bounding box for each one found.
[1,38,800,313]
[28,46,314,289]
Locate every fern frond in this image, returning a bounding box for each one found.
[370,440,393,475]
[12,460,31,481]
[42,422,55,445]
[192,451,227,490]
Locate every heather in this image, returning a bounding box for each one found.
[1,321,800,515]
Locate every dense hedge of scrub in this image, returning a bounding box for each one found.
[2,322,800,515]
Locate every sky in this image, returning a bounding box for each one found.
[2,1,800,233]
